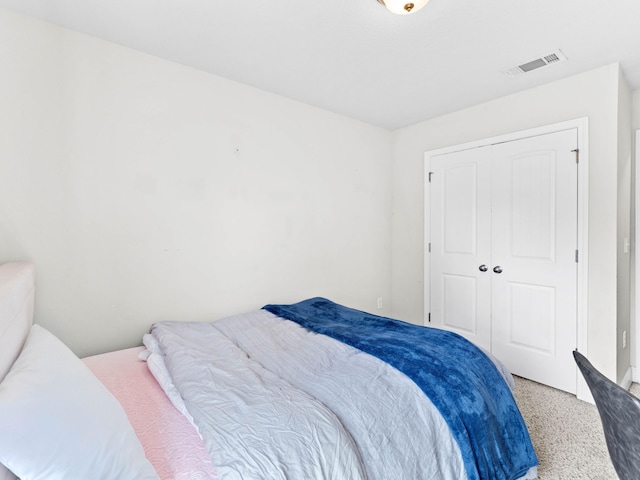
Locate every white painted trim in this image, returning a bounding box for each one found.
[424,166,431,326]
[425,117,589,159]
[621,366,634,391]
[635,130,640,383]
[424,117,590,399]
[575,117,590,401]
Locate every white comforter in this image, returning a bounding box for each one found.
[143,310,471,479]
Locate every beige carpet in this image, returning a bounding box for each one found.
[513,376,640,479]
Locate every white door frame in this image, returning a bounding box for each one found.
[635,129,640,382]
[424,117,589,400]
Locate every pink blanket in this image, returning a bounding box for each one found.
[84,347,218,480]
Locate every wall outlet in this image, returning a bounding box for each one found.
[377,297,383,309]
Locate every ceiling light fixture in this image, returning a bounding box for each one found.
[377,0,430,15]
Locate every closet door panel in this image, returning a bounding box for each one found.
[430,146,492,351]
[490,129,578,394]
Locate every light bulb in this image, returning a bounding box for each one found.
[377,0,430,15]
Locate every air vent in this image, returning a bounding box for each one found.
[503,50,567,78]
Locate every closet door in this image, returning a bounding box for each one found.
[429,128,578,393]
[429,146,492,351]
[490,129,578,394]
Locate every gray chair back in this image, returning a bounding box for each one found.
[573,350,640,480]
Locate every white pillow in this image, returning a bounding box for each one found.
[0,325,159,480]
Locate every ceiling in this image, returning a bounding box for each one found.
[1,0,639,130]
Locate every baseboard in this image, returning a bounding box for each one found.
[633,366,640,384]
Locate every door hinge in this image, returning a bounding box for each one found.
[428,242,431,253]
[428,312,431,323]
[575,249,579,263]
[571,148,579,164]
[428,171,434,182]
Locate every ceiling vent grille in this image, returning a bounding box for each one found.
[503,50,567,78]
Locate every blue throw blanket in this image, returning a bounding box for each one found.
[263,298,538,480]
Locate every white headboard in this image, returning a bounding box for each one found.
[0,262,35,480]
[0,262,35,382]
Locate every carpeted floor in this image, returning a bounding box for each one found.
[513,376,640,479]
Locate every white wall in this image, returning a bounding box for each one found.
[0,9,393,357]
[390,64,623,380]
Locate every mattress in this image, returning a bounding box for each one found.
[83,347,218,480]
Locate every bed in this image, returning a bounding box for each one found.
[0,262,538,480]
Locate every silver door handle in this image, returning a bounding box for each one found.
[479,264,488,272]
[493,266,503,274]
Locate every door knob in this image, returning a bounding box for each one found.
[479,264,488,272]
[493,266,503,274]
